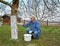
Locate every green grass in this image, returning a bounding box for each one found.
[0,24,60,46]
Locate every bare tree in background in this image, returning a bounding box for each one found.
[27,0,40,20]
[0,0,60,25]
[42,0,60,26]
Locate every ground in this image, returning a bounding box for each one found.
[0,24,60,46]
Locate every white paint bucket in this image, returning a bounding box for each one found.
[24,34,32,41]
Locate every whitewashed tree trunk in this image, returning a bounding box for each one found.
[10,0,19,40]
[10,16,18,39]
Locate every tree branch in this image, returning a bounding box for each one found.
[43,0,51,11]
[0,0,11,7]
[51,0,60,8]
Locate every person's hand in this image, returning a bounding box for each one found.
[29,31,32,33]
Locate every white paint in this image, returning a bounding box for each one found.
[10,16,18,39]
[24,34,32,41]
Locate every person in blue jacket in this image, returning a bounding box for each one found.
[23,16,41,39]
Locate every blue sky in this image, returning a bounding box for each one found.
[5,0,12,3]
[5,0,28,5]
[5,0,27,3]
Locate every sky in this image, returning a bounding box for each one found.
[5,0,27,3]
[5,0,12,3]
[5,0,28,5]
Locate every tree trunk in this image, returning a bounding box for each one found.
[0,0,19,39]
[46,19,48,26]
[10,0,19,39]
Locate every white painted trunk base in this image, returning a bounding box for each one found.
[10,16,18,39]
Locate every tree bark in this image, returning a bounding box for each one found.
[11,0,19,39]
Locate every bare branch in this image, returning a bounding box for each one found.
[51,0,57,5]
[43,0,51,11]
[51,0,60,8]
[0,0,11,7]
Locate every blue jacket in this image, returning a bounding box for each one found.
[23,20,40,32]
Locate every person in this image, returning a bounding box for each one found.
[23,16,41,39]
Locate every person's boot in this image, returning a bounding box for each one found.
[31,35,34,39]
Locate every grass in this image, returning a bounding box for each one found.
[0,24,60,46]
